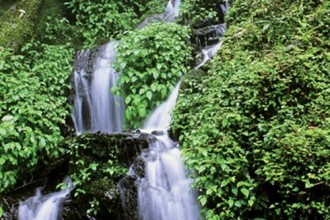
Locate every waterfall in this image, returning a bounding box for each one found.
[194,0,230,69]
[143,81,181,131]
[196,41,223,69]
[138,0,181,28]
[165,0,181,22]
[133,81,199,220]
[71,41,124,134]
[18,178,71,220]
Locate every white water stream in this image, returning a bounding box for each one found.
[137,80,200,220]
[164,0,181,21]
[196,41,223,69]
[18,178,71,220]
[72,41,124,134]
[195,0,229,69]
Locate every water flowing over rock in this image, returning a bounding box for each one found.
[18,178,71,220]
[196,41,223,69]
[193,1,230,68]
[137,0,181,28]
[143,81,181,131]
[66,132,157,219]
[137,138,199,220]
[12,0,219,218]
[120,81,200,220]
[193,24,226,49]
[71,41,124,134]
[164,0,181,21]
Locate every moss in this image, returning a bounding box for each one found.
[0,0,16,17]
[0,0,43,50]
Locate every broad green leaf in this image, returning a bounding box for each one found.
[146,91,152,100]
[240,188,249,198]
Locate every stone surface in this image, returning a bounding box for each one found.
[118,175,140,220]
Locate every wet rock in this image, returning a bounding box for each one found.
[151,130,164,136]
[0,156,69,220]
[192,24,226,49]
[130,156,146,178]
[118,176,140,220]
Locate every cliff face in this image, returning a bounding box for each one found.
[172,0,330,219]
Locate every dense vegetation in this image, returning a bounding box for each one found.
[115,22,192,128]
[1,0,329,219]
[0,43,73,193]
[172,0,330,219]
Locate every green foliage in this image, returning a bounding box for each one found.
[141,0,168,14]
[42,16,81,46]
[114,22,192,128]
[172,0,330,219]
[35,0,72,40]
[64,0,139,47]
[180,0,221,26]
[64,133,128,217]
[134,0,169,24]
[0,43,73,193]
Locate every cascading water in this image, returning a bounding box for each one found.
[196,41,223,69]
[143,81,181,131]
[17,0,229,218]
[164,0,181,21]
[138,0,181,28]
[128,80,200,220]
[135,2,231,217]
[18,178,72,220]
[19,41,125,219]
[71,41,124,134]
[195,0,230,69]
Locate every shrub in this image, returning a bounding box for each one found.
[64,0,139,47]
[0,43,73,193]
[115,22,192,128]
[180,0,224,26]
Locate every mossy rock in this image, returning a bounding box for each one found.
[0,0,42,50]
[63,131,156,219]
[0,0,68,50]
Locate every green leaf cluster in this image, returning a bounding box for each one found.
[63,0,141,47]
[172,0,330,219]
[0,43,73,193]
[115,22,192,128]
[63,133,128,217]
[180,0,224,27]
